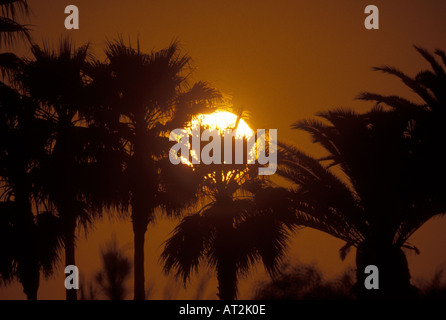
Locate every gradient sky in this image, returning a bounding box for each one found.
[1,0,446,299]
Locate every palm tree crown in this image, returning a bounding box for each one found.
[162,124,296,300]
[278,107,429,298]
[95,38,223,299]
[358,46,446,217]
[18,39,105,300]
[0,0,30,48]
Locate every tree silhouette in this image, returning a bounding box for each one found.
[278,108,430,298]
[0,58,62,300]
[18,39,104,300]
[0,0,30,48]
[358,46,446,219]
[253,263,355,300]
[0,2,63,299]
[162,126,295,300]
[95,237,132,300]
[96,38,222,299]
[0,0,30,86]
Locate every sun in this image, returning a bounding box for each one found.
[176,110,255,167]
[186,111,253,138]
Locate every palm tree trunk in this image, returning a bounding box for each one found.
[355,240,418,299]
[130,132,156,300]
[131,183,149,300]
[15,186,40,300]
[214,207,238,300]
[65,222,77,300]
[19,234,40,300]
[216,260,237,300]
[132,221,146,300]
[21,259,40,300]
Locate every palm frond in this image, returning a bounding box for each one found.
[0,52,23,83]
[372,65,438,109]
[165,81,222,131]
[161,212,214,283]
[414,45,446,79]
[339,242,353,261]
[0,0,29,19]
[357,92,424,113]
[277,141,367,240]
[434,49,446,67]
[0,16,30,47]
[292,118,340,161]
[235,209,293,277]
[36,211,63,277]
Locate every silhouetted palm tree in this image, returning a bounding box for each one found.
[0,0,30,116]
[18,39,103,300]
[97,38,221,299]
[0,4,62,298]
[0,67,62,300]
[0,0,30,82]
[278,108,428,298]
[162,127,295,299]
[358,46,446,218]
[253,263,355,300]
[0,0,30,48]
[95,237,132,300]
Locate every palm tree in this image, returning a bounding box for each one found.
[253,263,355,300]
[278,108,429,298]
[95,237,132,300]
[357,46,446,217]
[0,2,63,299]
[0,0,30,48]
[0,0,30,83]
[162,126,296,300]
[97,38,222,300]
[0,70,62,300]
[18,39,105,300]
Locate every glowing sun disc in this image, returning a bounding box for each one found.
[187,111,253,138]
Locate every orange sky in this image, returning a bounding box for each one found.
[1,0,446,299]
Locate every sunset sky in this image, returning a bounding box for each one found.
[1,0,446,299]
